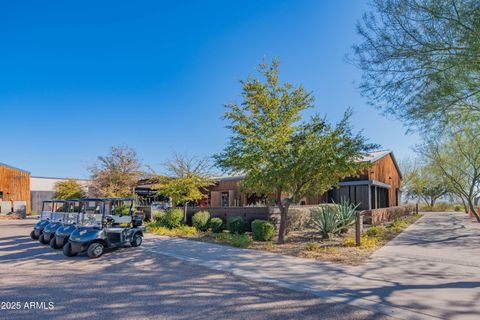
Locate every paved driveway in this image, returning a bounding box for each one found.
[0,220,388,320]
[142,212,480,319]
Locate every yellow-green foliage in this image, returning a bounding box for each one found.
[305,241,321,251]
[146,222,198,237]
[211,233,252,248]
[390,219,409,233]
[192,211,210,231]
[366,225,386,237]
[343,238,356,247]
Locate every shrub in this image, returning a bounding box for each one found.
[115,204,131,216]
[251,220,275,241]
[229,234,252,248]
[305,241,320,251]
[209,217,224,233]
[211,233,252,248]
[153,210,166,223]
[366,225,386,237]
[192,211,210,231]
[344,235,378,249]
[390,219,409,233]
[343,238,356,247]
[227,216,245,234]
[336,199,358,233]
[163,208,184,229]
[146,222,198,237]
[286,207,312,232]
[311,206,340,239]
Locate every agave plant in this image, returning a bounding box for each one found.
[335,199,359,234]
[311,205,339,239]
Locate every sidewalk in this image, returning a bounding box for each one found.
[144,212,480,320]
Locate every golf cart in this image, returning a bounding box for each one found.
[63,198,143,259]
[30,200,60,240]
[39,200,67,245]
[50,199,82,249]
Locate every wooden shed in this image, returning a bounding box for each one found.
[0,162,31,213]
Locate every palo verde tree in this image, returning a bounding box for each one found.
[153,153,214,207]
[215,59,377,243]
[419,125,480,221]
[401,159,449,207]
[353,0,480,131]
[53,179,86,199]
[90,145,142,198]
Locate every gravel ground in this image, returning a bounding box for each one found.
[0,220,392,320]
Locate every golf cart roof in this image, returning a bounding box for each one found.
[43,199,67,203]
[79,198,135,202]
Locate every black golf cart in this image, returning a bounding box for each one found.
[39,200,67,244]
[50,199,82,249]
[63,198,143,259]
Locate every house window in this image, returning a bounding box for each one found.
[0,191,3,200]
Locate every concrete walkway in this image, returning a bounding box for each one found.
[144,212,480,320]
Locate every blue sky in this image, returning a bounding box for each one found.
[0,0,419,178]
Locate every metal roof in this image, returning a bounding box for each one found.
[213,150,403,181]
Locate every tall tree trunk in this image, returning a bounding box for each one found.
[276,188,288,244]
[468,199,480,222]
[430,198,435,208]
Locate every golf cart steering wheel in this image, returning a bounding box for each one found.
[104,215,115,225]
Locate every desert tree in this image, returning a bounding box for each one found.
[401,159,449,207]
[153,153,214,220]
[418,125,480,221]
[353,0,480,132]
[215,59,377,243]
[53,179,86,199]
[90,145,142,197]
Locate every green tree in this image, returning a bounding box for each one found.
[353,0,480,131]
[215,60,377,243]
[90,145,142,197]
[402,159,449,207]
[53,179,86,199]
[419,126,480,221]
[153,153,214,207]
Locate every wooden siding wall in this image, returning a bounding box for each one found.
[367,154,402,207]
[208,179,246,206]
[0,165,31,212]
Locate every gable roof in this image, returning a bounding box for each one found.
[360,150,403,179]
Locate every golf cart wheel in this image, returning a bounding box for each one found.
[87,243,104,259]
[63,242,77,257]
[39,234,48,245]
[130,234,142,247]
[30,230,38,240]
[49,238,58,249]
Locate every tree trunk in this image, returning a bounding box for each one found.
[278,204,287,244]
[468,199,480,222]
[276,188,289,244]
[429,198,435,208]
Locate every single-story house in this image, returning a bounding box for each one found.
[136,150,402,210]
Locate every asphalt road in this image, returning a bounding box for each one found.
[0,220,391,320]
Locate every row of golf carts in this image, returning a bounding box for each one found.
[30,198,144,259]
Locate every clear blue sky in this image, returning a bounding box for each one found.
[0,0,419,178]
